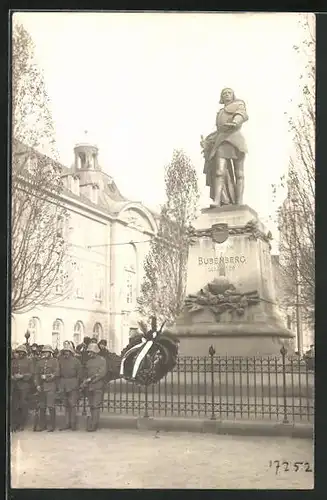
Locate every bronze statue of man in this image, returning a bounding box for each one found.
[201,88,248,207]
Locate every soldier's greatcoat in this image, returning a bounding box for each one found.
[11,356,33,429]
[11,357,33,390]
[58,355,82,393]
[84,354,107,431]
[85,355,107,391]
[35,357,59,409]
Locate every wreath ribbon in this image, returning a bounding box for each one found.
[119,332,158,379]
[119,338,146,376]
[132,332,157,378]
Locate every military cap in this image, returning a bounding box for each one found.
[87,343,100,354]
[61,341,74,353]
[42,344,54,354]
[16,344,28,354]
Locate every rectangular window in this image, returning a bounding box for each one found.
[55,269,64,295]
[93,265,103,301]
[126,271,133,305]
[75,264,84,299]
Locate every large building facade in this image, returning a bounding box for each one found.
[271,254,314,354]
[272,187,314,354]
[12,139,157,354]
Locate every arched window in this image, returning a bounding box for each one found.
[71,175,80,196]
[73,321,84,345]
[93,322,103,340]
[28,317,40,344]
[91,185,99,204]
[52,319,64,349]
[79,152,86,169]
[26,154,38,175]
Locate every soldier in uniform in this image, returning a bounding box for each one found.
[28,343,40,411]
[30,343,40,360]
[98,340,121,382]
[34,345,59,432]
[76,336,91,365]
[58,341,82,431]
[81,343,107,432]
[11,345,33,430]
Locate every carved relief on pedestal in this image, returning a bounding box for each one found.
[188,219,273,249]
[184,277,260,322]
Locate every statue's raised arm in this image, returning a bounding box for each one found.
[201,88,248,207]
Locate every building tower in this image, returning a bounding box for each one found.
[74,130,101,172]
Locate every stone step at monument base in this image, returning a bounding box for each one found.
[168,322,293,357]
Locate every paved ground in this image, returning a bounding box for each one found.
[11,429,314,489]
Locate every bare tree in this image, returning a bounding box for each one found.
[138,150,199,324]
[11,22,70,314]
[273,15,315,324]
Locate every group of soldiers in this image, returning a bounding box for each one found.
[11,336,121,433]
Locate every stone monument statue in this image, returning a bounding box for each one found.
[200,88,248,207]
[165,87,294,356]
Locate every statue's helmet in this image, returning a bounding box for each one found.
[219,88,235,104]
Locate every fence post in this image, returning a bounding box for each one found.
[144,384,149,418]
[280,345,289,424]
[82,392,87,416]
[209,345,216,420]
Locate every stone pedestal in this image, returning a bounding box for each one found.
[166,204,294,356]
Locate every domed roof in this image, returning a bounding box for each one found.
[74,130,98,149]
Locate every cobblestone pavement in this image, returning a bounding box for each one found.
[11,429,314,489]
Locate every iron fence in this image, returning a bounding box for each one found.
[71,346,314,424]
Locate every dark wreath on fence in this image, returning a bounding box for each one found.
[119,317,179,386]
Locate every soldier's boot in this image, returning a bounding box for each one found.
[59,408,71,431]
[19,405,29,431]
[47,408,56,432]
[70,407,77,431]
[33,409,39,432]
[93,408,100,431]
[35,408,47,431]
[15,408,23,431]
[87,408,95,432]
[86,415,92,432]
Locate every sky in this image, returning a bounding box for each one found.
[14,12,314,250]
